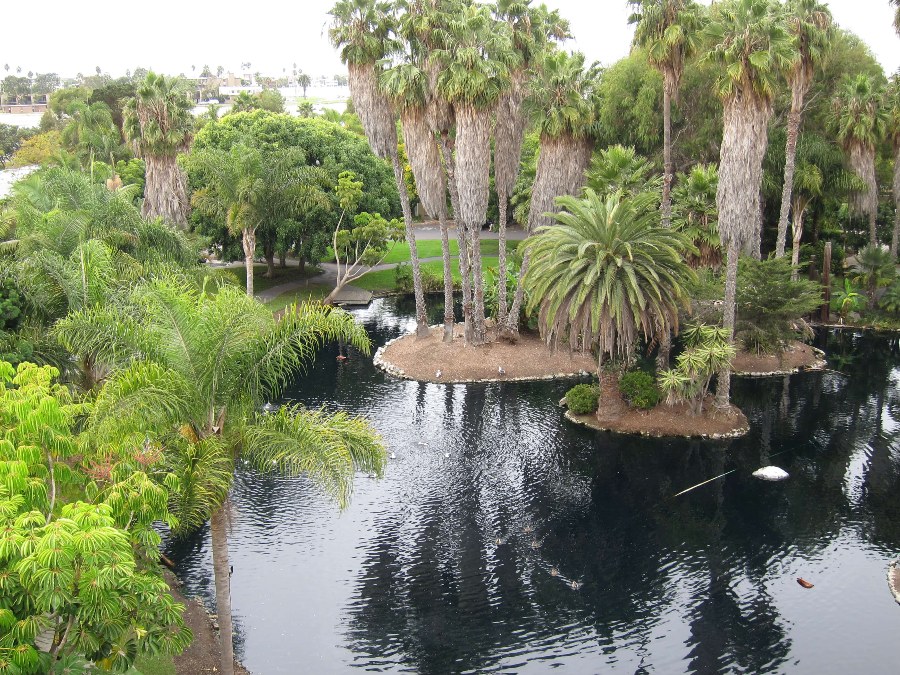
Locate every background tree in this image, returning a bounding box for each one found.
[123,73,194,227]
[55,278,386,675]
[831,74,887,248]
[586,144,661,197]
[671,163,720,267]
[629,0,704,227]
[886,74,900,257]
[330,0,430,338]
[298,72,312,98]
[703,0,793,407]
[774,0,832,258]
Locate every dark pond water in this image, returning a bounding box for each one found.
[166,297,900,674]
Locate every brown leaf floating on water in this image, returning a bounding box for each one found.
[796,577,814,589]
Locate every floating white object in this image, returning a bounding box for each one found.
[752,466,790,481]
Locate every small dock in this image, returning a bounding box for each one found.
[330,284,373,306]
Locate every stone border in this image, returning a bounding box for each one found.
[372,326,592,384]
[563,409,750,440]
[733,346,828,378]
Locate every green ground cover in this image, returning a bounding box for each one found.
[225,264,322,293]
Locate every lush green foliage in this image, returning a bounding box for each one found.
[565,383,600,414]
[0,125,35,169]
[851,245,895,306]
[618,369,661,410]
[736,256,822,354]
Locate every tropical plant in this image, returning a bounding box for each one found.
[735,256,821,354]
[586,144,661,198]
[774,0,832,258]
[657,322,734,414]
[851,244,896,307]
[565,382,600,414]
[878,279,900,314]
[0,360,191,673]
[832,277,864,318]
[619,369,661,409]
[60,101,124,177]
[54,277,386,675]
[522,189,693,399]
[671,163,720,267]
[831,74,887,248]
[629,0,704,227]
[508,50,601,332]
[123,73,194,227]
[330,0,430,339]
[886,75,900,258]
[298,72,312,98]
[703,0,794,406]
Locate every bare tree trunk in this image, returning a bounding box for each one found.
[440,136,474,345]
[279,249,286,268]
[438,210,454,343]
[390,150,429,338]
[893,146,900,259]
[715,241,740,408]
[242,227,256,297]
[776,107,802,257]
[661,73,674,228]
[143,154,189,228]
[264,242,275,278]
[791,205,805,281]
[211,505,235,675]
[497,195,510,325]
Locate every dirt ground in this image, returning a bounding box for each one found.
[380,325,596,382]
[731,340,824,375]
[164,570,250,675]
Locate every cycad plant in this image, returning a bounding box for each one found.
[54,277,386,675]
[522,189,692,395]
[122,73,194,227]
[629,0,705,227]
[703,0,794,407]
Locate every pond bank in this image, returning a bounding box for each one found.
[731,341,826,376]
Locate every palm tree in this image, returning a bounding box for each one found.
[887,75,900,258]
[493,0,569,326]
[54,277,386,675]
[831,74,887,248]
[330,0,430,339]
[123,72,194,228]
[382,61,456,342]
[435,2,512,345]
[629,0,704,228]
[586,144,661,197]
[60,101,121,176]
[187,145,330,296]
[672,163,721,268]
[852,244,896,307]
[703,0,793,407]
[774,0,832,259]
[522,189,692,396]
[893,0,900,35]
[507,49,600,332]
[298,72,312,98]
[787,160,822,278]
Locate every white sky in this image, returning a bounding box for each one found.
[1,0,897,79]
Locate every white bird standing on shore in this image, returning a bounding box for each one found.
[435,370,442,379]
[498,366,506,376]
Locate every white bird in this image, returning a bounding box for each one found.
[444,452,450,458]
[498,366,506,376]
[752,466,790,481]
[435,370,443,379]
[389,452,397,460]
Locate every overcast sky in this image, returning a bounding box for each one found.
[3,0,897,79]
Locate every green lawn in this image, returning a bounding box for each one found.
[326,239,519,265]
[225,264,321,293]
[127,654,175,675]
[264,284,332,313]
[354,256,501,292]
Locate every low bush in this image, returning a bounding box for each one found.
[566,383,600,414]
[618,370,660,410]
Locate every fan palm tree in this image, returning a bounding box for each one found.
[893,0,900,35]
[831,74,887,248]
[329,0,430,339]
[586,144,661,198]
[507,49,601,332]
[54,277,386,675]
[787,161,822,278]
[60,101,122,177]
[703,0,793,407]
[298,72,312,98]
[123,73,194,228]
[522,189,692,397]
[672,163,721,268]
[629,0,704,228]
[435,2,512,345]
[775,0,832,258]
[493,0,569,326]
[887,75,900,258]
[188,145,330,296]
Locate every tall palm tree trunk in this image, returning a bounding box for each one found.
[791,204,806,281]
[776,106,802,257]
[892,147,900,259]
[211,505,235,675]
[440,136,474,345]
[438,209,454,342]
[143,155,189,228]
[715,241,740,408]
[390,150,429,338]
[242,227,256,297]
[497,196,510,326]
[848,142,878,247]
[661,73,674,229]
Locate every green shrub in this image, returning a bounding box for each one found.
[618,370,660,410]
[566,383,600,414]
[394,262,413,292]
